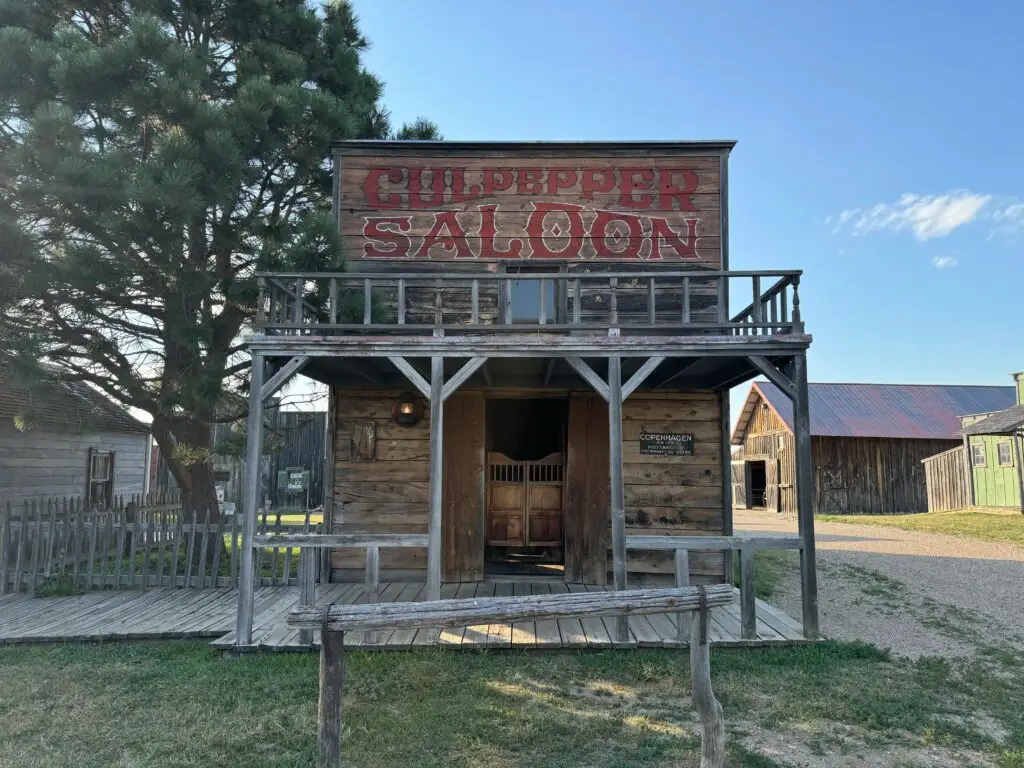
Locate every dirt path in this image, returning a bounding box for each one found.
[736,509,1024,658]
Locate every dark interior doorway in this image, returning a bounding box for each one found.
[485,399,567,576]
[747,460,767,508]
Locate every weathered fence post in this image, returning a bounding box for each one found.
[318,614,344,768]
[674,548,690,644]
[739,547,756,640]
[298,547,316,646]
[691,589,725,768]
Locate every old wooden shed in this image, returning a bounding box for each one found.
[234,139,823,646]
[731,381,1016,515]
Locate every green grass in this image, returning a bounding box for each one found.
[0,641,1020,767]
[819,511,1024,548]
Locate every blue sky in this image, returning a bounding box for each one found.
[349,0,1023,415]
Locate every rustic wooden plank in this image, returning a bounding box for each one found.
[739,548,756,640]
[198,508,212,589]
[254,533,428,548]
[530,583,562,647]
[146,511,157,586]
[11,509,27,594]
[384,583,426,647]
[628,614,662,647]
[434,582,464,646]
[28,503,43,592]
[510,581,536,648]
[318,630,344,768]
[568,582,613,648]
[183,519,197,589]
[0,503,9,595]
[549,582,587,648]
[674,548,691,643]
[485,581,514,648]
[626,535,802,551]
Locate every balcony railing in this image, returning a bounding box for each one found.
[253,269,804,337]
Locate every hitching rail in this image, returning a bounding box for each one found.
[288,584,733,768]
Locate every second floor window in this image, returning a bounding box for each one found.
[505,267,559,324]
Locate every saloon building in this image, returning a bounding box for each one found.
[234,140,820,645]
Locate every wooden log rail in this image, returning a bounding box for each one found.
[625,534,805,641]
[288,584,733,768]
[252,533,428,644]
[254,269,803,337]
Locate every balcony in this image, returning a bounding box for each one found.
[254,269,805,338]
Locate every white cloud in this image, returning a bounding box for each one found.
[830,191,991,240]
[990,202,1024,240]
[932,255,959,269]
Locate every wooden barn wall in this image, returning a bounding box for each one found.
[738,398,796,514]
[812,437,959,515]
[922,446,968,512]
[330,387,725,583]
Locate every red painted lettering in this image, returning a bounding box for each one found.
[362,216,412,258]
[517,168,544,195]
[591,209,644,259]
[483,168,514,196]
[658,169,699,211]
[547,168,578,195]
[649,217,698,260]
[450,169,482,203]
[478,205,523,259]
[526,202,585,259]
[580,168,615,200]
[415,211,473,259]
[619,168,655,208]
[408,167,445,209]
[362,168,404,209]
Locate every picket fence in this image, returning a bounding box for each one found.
[0,492,322,595]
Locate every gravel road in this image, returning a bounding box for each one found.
[736,509,1024,658]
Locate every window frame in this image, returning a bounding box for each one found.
[996,440,1014,467]
[500,263,566,325]
[87,448,116,509]
[970,442,987,468]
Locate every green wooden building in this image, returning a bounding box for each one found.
[961,372,1024,511]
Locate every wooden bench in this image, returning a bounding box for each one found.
[288,583,734,768]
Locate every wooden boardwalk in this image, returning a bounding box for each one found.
[0,581,811,650]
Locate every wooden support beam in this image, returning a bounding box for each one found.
[626,534,802,551]
[254,533,428,548]
[542,358,557,387]
[441,357,487,402]
[318,630,344,768]
[566,357,610,402]
[235,353,265,647]
[608,355,628,643]
[298,548,316,645]
[691,603,725,768]
[674,549,690,644]
[426,357,443,603]
[790,352,819,638]
[481,361,494,386]
[260,355,310,401]
[387,356,431,399]
[747,356,796,401]
[649,358,703,389]
[621,356,666,400]
[364,545,380,644]
[720,388,734,582]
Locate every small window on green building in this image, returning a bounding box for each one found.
[997,441,1013,467]
[971,443,986,467]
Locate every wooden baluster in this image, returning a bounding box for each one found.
[363,278,372,325]
[751,276,762,336]
[87,510,100,590]
[781,284,790,328]
[298,547,316,645]
[538,278,547,325]
[211,513,225,587]
[791,275,802,331]
[364,545,380,645]
[329,277,338,325]
[45,498,57,577]
[471,279,480,325]
[609,277,618,326]
[255,276,267,328]
[647,277,656,325]
[29,500,42,592]
[156,510,168,586]
[504,278,513,324]
[397,279,406,325]
[740,547,756,640]
[293,278,303,327]
[114,508,126,588]
[770,294,779,334]
[170,513,184,588]
[572,278,581,325]
[183,513,195,589]
[434,278,443,326]
[717,275,728,324]
[197,508,212,588]
[11,505,26,594]
[682,276,691,325]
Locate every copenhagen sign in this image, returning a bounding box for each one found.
[351,164,714,262]
[639,432,695,456]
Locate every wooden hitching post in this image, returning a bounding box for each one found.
[690,586,725,768]
[318,605,344,768]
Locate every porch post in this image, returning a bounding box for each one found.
[791,352,819,638]
[961,433,976,507]
[426,356,444,602]
[720,389,734,583]
[235,351,265,647]
[607,355,629,643]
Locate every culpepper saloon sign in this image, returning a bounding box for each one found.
[338,154,722,264]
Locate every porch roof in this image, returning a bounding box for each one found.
[961,403,1024,436]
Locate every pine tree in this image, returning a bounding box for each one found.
[0,0,439,517]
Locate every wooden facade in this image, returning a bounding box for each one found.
[233,140,820,647]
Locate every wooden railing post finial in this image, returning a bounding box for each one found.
[791,274,803,332]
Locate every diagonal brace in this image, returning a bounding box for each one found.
[748,356,797,401]
[622,356,666,400]
[566,357,610,402]
[387,356,431,399]
[261,356,310,401]
[442,357,487,402]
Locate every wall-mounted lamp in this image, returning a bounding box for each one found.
[392,392,422,427]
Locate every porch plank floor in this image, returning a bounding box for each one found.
[0,583,816,649]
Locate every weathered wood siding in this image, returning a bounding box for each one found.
[622,391,725,583]
[0,424,148,511]
[922,446,968,512]
[812,437,958,514]
[737,397,796,514]
[968,434,1022,509]
[330,387,725,583]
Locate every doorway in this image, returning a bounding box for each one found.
[747,460,767,508]
[485,398,567,576]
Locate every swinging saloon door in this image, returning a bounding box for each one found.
[486,452,564,548]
